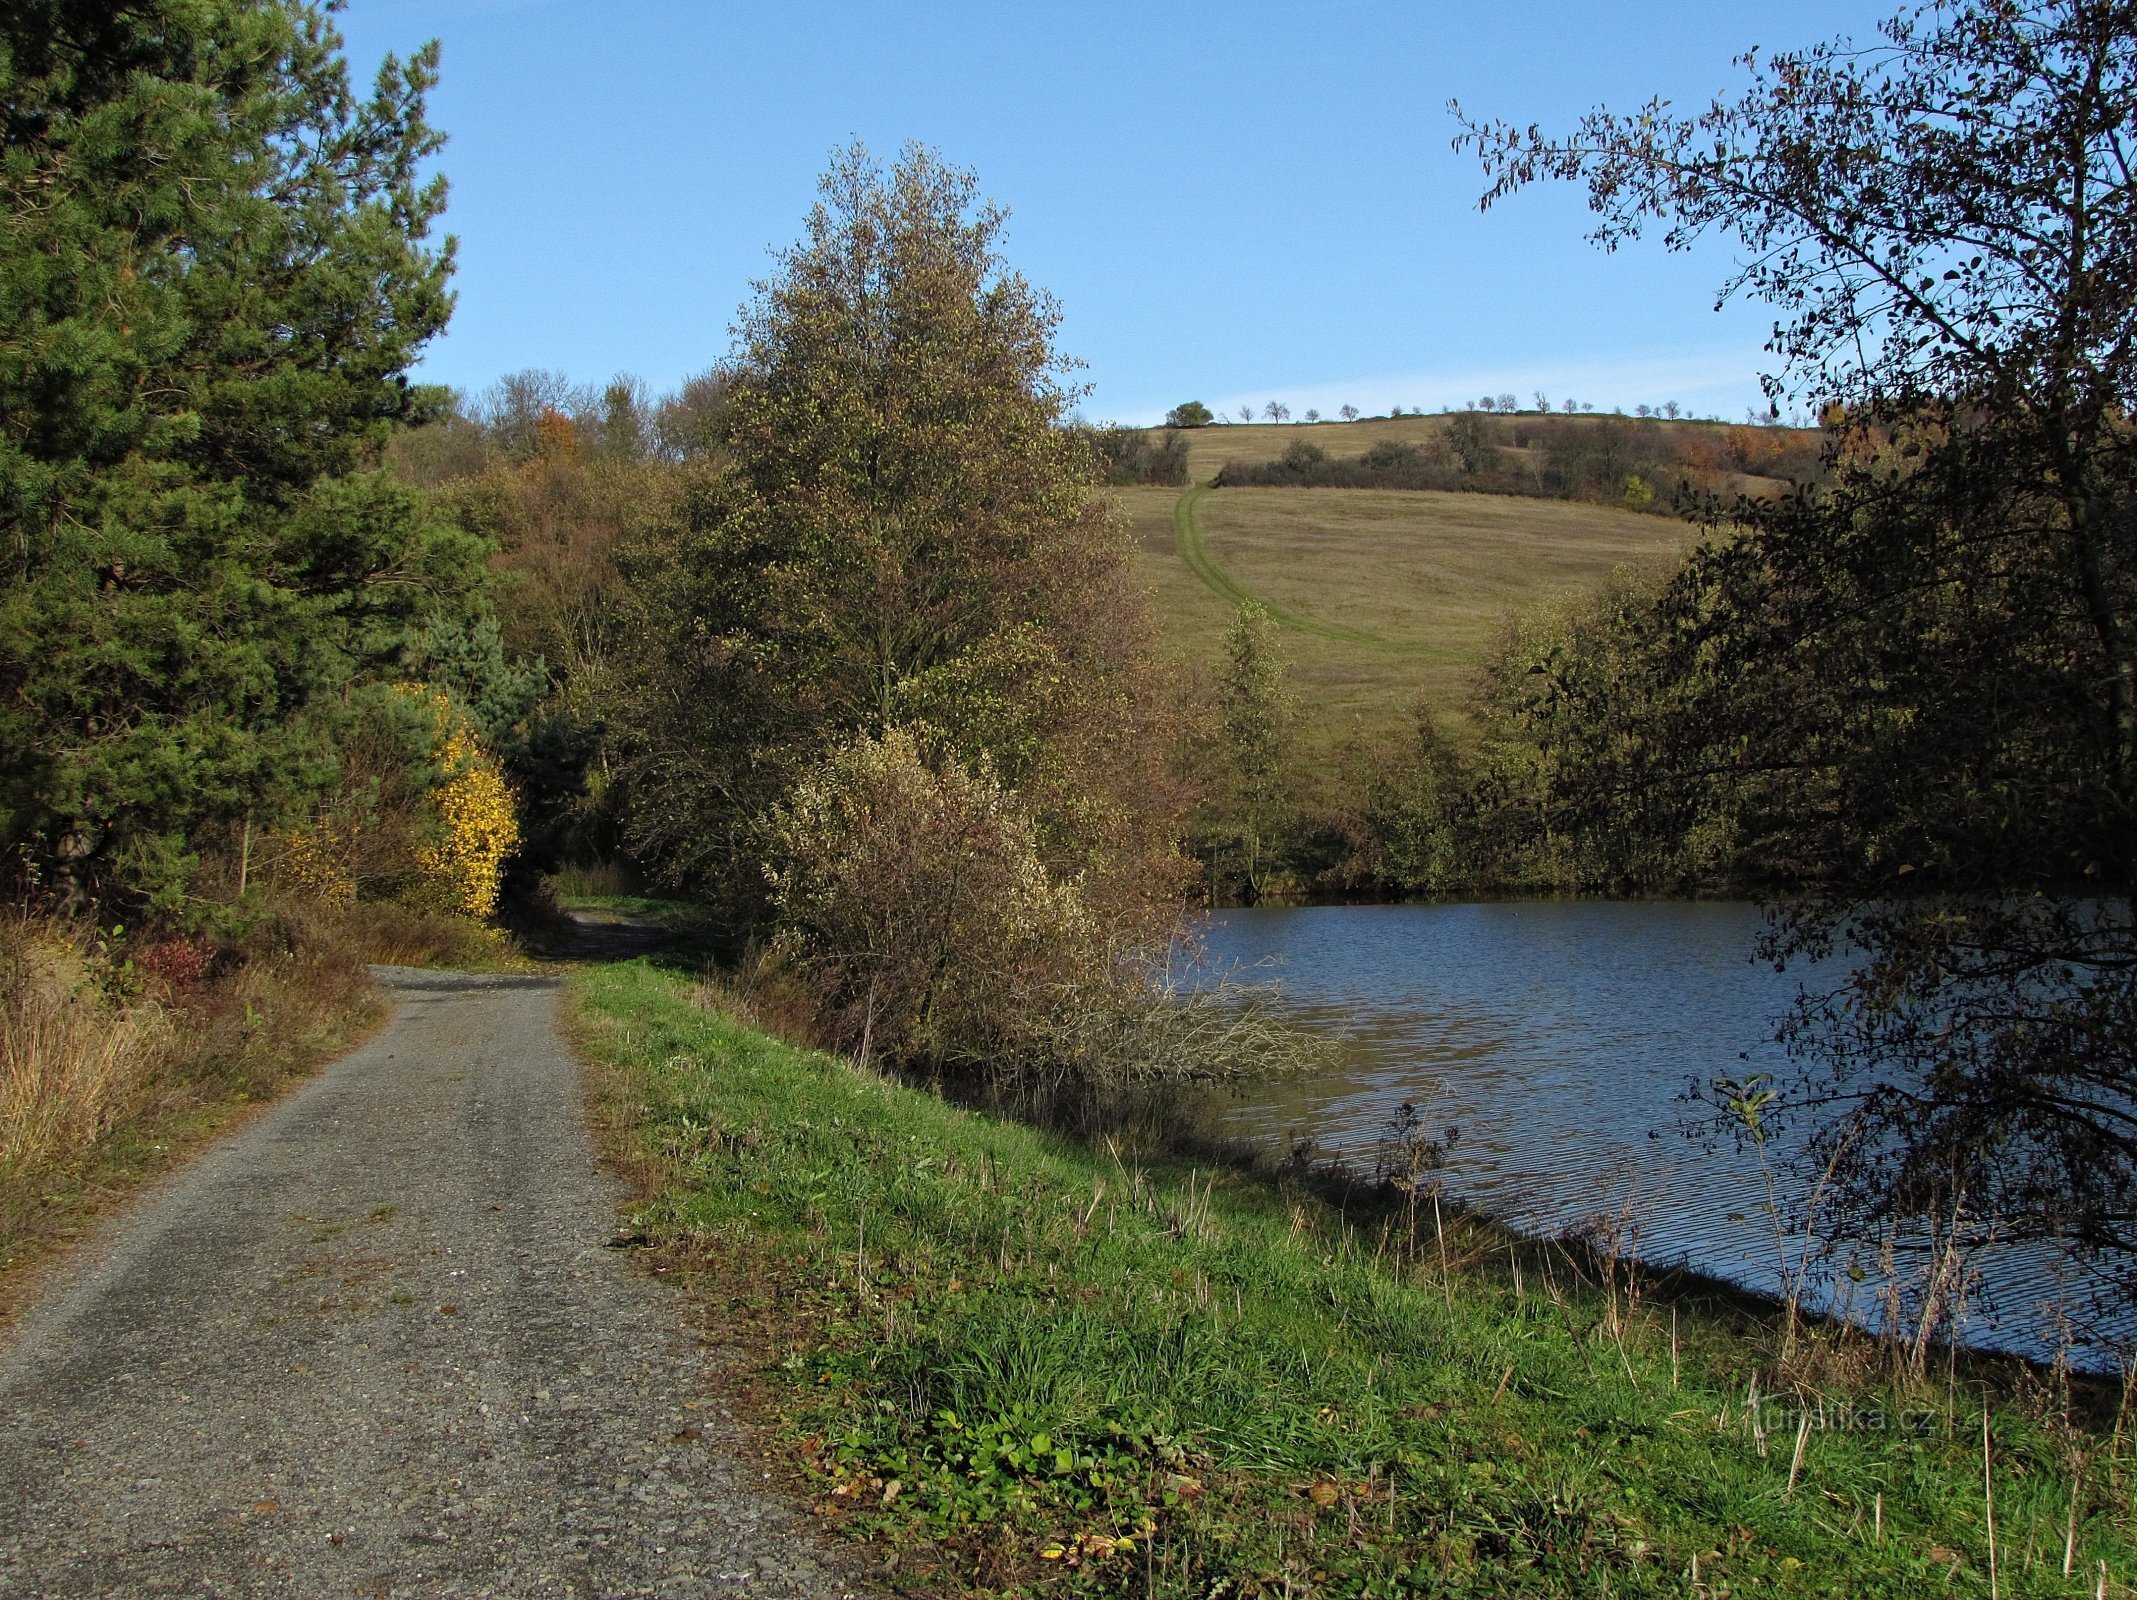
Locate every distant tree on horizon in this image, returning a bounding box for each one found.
[1263,401,1291,423]
[1165,400,1214,428]
[1340,404,1359,421]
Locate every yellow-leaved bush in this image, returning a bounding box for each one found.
[278,817,359,910]
[402,686,521,918]
[278,684,520,919]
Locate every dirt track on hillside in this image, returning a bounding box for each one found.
[0,961,861,1599]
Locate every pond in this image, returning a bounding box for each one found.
[1200,901,2131,1370]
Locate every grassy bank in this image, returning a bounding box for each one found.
[575,957,2137,1598]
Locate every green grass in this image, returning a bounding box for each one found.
[1171,487,1397,650]
[575,958,2137,1599]
[1118,485,1694,749]
[557,892,708,925]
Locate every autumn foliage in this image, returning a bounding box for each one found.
[615,144,1187,932]
[279,684,520,919]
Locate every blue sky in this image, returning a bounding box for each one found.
[336,0,1895,425]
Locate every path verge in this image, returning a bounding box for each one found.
[573,956,2134,1598]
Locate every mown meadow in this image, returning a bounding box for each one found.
[1118,481,1694,748]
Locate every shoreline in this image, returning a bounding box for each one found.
[572,954,2137,1597]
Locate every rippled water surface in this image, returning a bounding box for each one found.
[1202,901,2130,1367]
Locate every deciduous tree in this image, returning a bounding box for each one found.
[1459,0,2137,1295]
[616,143,1182,923]
[1208,601,1298,904]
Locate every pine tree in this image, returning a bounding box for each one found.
[0,1,484,910]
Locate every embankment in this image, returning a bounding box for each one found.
[574,956,2137,1599]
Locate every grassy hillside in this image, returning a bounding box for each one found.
[1169,413,1457,484]
[1117,483,1696,746]
[1158,411,1813,498]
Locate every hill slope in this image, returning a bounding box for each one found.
[1118,482,1696,747]
[1155,410,1814,496]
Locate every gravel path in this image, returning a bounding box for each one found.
[0,964,864,1599]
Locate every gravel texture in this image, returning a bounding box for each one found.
[0,964,864,1599]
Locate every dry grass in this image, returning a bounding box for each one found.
[0,902,391,1312]
[342,899,531,971]
[1116,483,1695,748]
[1169,413,1458,484]
[553,860,646,900]
[0,922,171,1179]
[0,889,537,1322]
